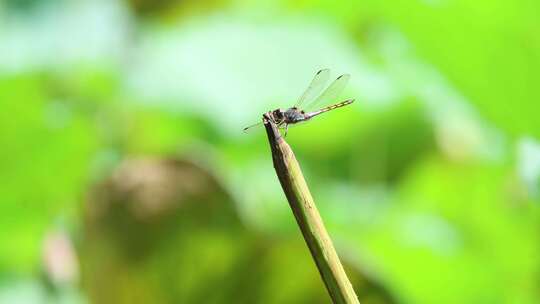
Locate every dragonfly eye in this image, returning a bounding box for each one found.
[271,109,284,121]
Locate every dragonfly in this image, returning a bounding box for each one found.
[243,69,354,136]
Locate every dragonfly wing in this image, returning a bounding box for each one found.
[305,74,350,110]
[243,121,263,133]
[294,69,331,108]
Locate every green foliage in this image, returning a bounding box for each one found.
[1,0,539,303]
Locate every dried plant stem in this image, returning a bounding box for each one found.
[263,113,360,304]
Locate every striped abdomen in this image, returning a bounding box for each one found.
[305,99,355,119]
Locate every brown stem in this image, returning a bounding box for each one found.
[262,113,360,304]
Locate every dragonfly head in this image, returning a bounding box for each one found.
[270,109,285,124]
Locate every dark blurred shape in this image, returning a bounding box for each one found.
[125,0,222,18]
[126,0,179,16]
[80,156,396,304]
[83,157,240,261]
[3,0,44,12]
[81,157,248,303]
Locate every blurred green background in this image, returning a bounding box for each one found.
[1,0,540,303]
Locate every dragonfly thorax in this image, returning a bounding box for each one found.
[284,107,307,124]
[270,107,307,125]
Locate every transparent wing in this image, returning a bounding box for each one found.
[243,121,263,133]
[294,69,331,108]
[305,74,350,110]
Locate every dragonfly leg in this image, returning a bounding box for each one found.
[284,124,289,137]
